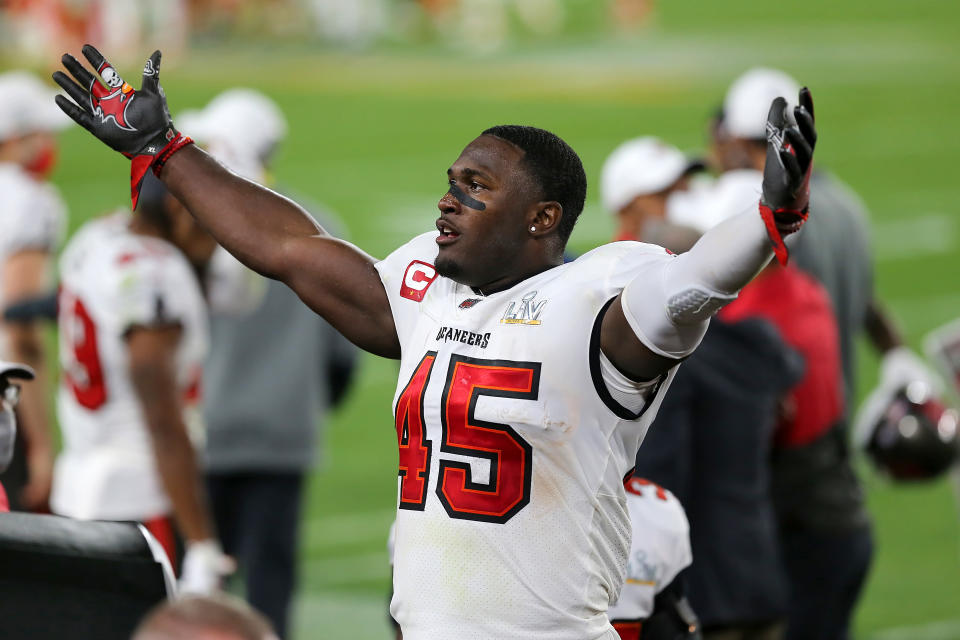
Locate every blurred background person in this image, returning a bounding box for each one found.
[632,300,801,640]
[51,173,229,594]
[132,593,278,640]
[0,71,69,513]
[709,68,940,418]
[608,475,699,640]
[677,68,885,640]
[0,360,35,511]
[600,136,705,244]
[603,140,800,639]
[718,253,852,640]
[180,88,359,639]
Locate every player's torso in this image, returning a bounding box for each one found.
[388,245,650,640]
[52,215,207,520]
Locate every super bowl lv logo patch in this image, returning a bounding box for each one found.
[501,290,547,325]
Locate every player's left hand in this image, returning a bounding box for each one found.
[52,45,192,210]
[759,87,816,265]
[179,539,235,595]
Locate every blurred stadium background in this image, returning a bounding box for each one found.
[2,0,958,638]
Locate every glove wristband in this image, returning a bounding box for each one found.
[152,134,193,176]
[127,134,192,211]
[759,201,809,266]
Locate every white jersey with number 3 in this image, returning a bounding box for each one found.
[51,214,208,522]
[376,232,679,640]
[608,477,692,628]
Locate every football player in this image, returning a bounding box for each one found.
[50,172,230,594]
[0,71,69,512]
[599,476,699,639]
[673,67,939,640]
[53,45,815,638]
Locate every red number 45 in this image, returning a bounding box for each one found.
[395,353,540,524]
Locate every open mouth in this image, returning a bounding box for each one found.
[436,219,461,245]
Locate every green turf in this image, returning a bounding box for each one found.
[7,0,960,637]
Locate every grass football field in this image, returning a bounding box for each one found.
[12,0,960,637]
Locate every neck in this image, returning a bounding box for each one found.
[473,258,562,296]
[128,214,171,241]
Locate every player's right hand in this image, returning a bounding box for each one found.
[179,539,235,595]
[52,45,191,209]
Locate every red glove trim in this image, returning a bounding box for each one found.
[127,135,193,210]
[129,154,154,211]
[759,202,809,266]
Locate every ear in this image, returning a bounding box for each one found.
[528,201,562,236]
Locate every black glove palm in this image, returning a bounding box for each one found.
[53,45,189,209]
[759,87,817,265]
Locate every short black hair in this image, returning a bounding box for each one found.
[482,125,587,243]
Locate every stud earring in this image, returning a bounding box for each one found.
[530,226,536,232]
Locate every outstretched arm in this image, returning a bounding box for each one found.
[602,89,817,380]
[160,145,400,358]
[53,45,400,359]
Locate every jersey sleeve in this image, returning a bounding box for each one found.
[0,179,66,257]
[373,232,441,343]
[579,240,676,298]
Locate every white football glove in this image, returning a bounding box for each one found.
[179,539,234,595]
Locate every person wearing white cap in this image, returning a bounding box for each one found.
[600,136,705,245]
[0,71,69,512]
[51,171,232,596]
[697,67,939,640]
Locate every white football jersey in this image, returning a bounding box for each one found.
[377,232,679,640]
[607,477,692,628]
[0,163,66,356]
[51,214,208,521]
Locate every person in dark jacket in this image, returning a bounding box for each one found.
[635,316,803,640]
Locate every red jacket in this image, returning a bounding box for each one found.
[720,264,844,447]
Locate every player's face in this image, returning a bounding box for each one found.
[435,135,538,290]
